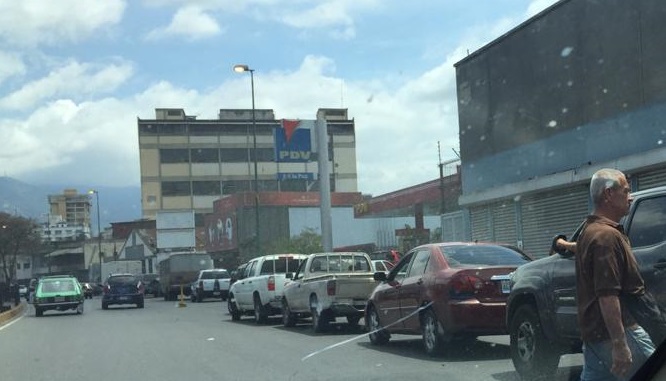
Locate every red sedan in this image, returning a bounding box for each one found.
[365,242,531,356]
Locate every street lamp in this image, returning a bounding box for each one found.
[88,189,102,281]
[233,64,260,255]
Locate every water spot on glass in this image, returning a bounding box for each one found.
[562,108,568,114]
[548,151,555,157]
[598,58,605,64]
[470,164,475,169]
[623,103,629,108]
[547,120,557,128]
[514,195,522,202]
[467,125,472,130]
[480,135,486,141]
[207,337,215,341]
[567,80,574,87]
[560,46,574,57]
[658,140,663,145]
[602,88,608,94]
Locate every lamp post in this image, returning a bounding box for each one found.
[233,64,260,255]
[88,189,102,281]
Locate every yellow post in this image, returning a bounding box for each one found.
[178,284,187,308]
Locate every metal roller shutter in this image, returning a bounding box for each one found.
[492,200,517,245]
[470,206,491,242]
[521,185,590,258]
[637,168,666,190]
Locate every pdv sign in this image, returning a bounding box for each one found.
[274,119,313,162]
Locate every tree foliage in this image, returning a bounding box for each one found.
[0,213,42,283]
[266,228,323,255]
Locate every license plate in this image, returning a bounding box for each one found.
[55,297,65,302]
[501,280,511,294]
[118,296,129,301]
[213,291,220,296]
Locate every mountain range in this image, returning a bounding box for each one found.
[0,176,141,232]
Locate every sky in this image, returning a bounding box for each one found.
[0,0,559,197]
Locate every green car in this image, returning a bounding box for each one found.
[33,275,84,317]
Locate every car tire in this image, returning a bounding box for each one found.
[35,307,43,317]
[282,298,297,327]
[102,302,108,310]
[137,299,144,309]
[366,306,390,345]
[310,296,329,333]
[190,292,197,303]
[510,304,561,380]
[228,296,241,321]
[196,291,203,303]
[346,314,361,327]
[422,309,444,356]
[253,295,268,324]
[76,303,84,315]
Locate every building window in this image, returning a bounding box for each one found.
[191,148,219,163]
[139,124,158,135]
[162,181,191,197]
[159,124,186,135]
[222,181,250,194]
[16,263,21,270]
[220,148,250,162]
[24,262,31,269]
[192,181,221,196]
[281,180,308,192]
[160,149,189,164]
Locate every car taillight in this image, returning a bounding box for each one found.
[267,276,275,292]
[327,279,336,296]
[450,274,483,299]
[138,282,144,294]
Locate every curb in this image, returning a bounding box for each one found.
[0,302,26,326]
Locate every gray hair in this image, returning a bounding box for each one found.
[590,168,625,206]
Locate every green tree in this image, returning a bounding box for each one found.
[266,228,324,255]
[0,213,42,284]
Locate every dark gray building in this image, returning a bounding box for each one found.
[455,0,666,257]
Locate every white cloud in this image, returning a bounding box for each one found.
[0,0,126,46]
[525,0,560,18]
[145,6,222,41]
[0,60,134,111]
[0,51,26,85]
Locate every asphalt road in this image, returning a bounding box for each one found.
[0,297,583,381]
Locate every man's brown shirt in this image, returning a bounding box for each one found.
[575,215,645,342]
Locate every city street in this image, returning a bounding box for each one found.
[0,297,583,381]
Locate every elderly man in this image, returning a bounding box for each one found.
[576,168,655,380]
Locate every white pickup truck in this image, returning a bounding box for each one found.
[281,252,377,332]
[227,254,308,324]
[189,269,231,302]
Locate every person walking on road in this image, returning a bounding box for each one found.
[576,168,655,380]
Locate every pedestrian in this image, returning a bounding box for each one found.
[576,168,655,380]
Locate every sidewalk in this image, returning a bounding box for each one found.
[0,302,26,327]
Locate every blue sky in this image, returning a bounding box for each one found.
[0,0,558,197]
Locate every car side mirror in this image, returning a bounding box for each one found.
[373,272,387,282]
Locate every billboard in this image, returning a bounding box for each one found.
[274,119,314,162]
[204,198,238,252]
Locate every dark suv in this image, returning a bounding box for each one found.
[506,185,666,380]
[102,274,145,309]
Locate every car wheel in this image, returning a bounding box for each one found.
[346,314,361,327]
[76,303,84,315]
[102,302,108,310]
[422,309,444,356]
[510,304,561,380]
[190,292,197,303]
[310,296,329,333]
[366,306,390,345]
[253,295,268,324]
[35,307,43,317]
[228,297,241,321]
[196,290,203,303]
[137,298,144,309]
[282,298,297,327]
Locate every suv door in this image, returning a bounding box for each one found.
[626,194,666,310]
